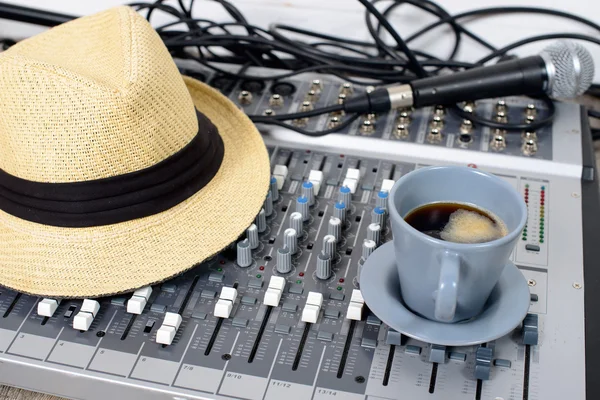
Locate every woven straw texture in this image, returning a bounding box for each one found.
[0,7,270,297]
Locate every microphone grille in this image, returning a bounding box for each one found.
[541,41,595,99]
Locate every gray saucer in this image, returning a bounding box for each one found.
[360,242,531,346]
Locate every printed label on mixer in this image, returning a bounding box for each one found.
[0,328,15,353]
[130,356,179,385]
[8,333,54,360]
[219,372,268,399]
[313,387,365,400]
[264,380,313,400]
[88,349,138,377]
[47,341,95,369]
[174,365,222,393]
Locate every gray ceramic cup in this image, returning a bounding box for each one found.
[388,166,527,323]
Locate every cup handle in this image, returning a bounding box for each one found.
[434,251,460,322]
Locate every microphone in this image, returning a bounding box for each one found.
[345,41,595,113]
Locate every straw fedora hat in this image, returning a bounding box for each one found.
[0,6,270,298]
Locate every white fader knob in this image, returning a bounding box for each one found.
[346,289,365,321]
[214,286,238,318]
[38,298,60,318]
[284,228,298,254]
[264,276,286,306]
[302,291,324,324]
[73,299,100,331]
[156,312,183,345]
[127,286,152,315]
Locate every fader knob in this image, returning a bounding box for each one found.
[302,181,315,206]
[322,234,337,259]
[338,186,352,208]
[237,239,252,267]
[328,217,342,242]
[284,228,298,254]
[296,196,310,221]
[264,190,273,216]
[375,190,388,210]
[367,223,381,245]
[255,208,267,233]
[362,239,377,260]
[270,176,279,201]
[277,246,292,274]
[316,252,332,280]
[371,207,386,231]
[246,224,259,249]
[290,212,303,238]
[334,201,347,224]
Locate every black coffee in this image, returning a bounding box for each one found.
[404,202,508,243]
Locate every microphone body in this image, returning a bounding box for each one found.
[344,41,594,114]
[409,56,548,108]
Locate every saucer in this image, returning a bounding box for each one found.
[359,242,531,346]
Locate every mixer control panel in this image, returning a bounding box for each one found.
[0,135,589,399]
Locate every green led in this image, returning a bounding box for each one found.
[337,286,343,291]
[523,228,527,233]
[217,267,223,272]
[540,217,544,222]
[256,274,262,278]
[540,239,544,243]
[525,184,530,188]
[522,237,527,241]
[541,186,545,190]
[296,280,302,284]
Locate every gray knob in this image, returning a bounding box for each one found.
[328,217,342,242]
[302,181,315,206]
[376,190,389,210]
[246,224,259,249]
[333,201,347,225]
[290,212,303,238]
[284,228,298,255]
[357,258,364,284]
[367,223,381,245]
[316,252,332,280]
[371,206,386,231]
[296,196,310,221]
[255,208,267,233]
[338,186,352,209]
[322,235,337,259]
[270,176,279,201]
[277,246,292,274]
[264,190,273,217]
[362,239,377,260]
[237,239,252,267]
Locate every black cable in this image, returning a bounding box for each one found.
[590,109,600,119]
[251,114,360,137]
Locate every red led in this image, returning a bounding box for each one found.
[219,260,226,265]
[340,154,345,158]
[339,278,345,283]
[299,272,305,277]
[259,266,265,271]
[306,150,311,153]
[540,200,545,205]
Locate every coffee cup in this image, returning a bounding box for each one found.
[388,166,527,323]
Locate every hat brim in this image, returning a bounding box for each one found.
[0,76,270,298]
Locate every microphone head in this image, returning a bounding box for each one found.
[541,41,595,99]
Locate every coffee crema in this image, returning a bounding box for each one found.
[404,202,508,243]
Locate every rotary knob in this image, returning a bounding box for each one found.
[237,239,252,267]
[264,190,273,217]
[322,234,337,259]
[371,206,386,231]
[296,196,310,221]
[289,212,303,238]
[302,181,315,206]
[246,224,259,249]
[270,176,279,201]
[277,246,292,274]
[328,217,342,242]
[284,228,298,255]
[375,190,389,210]
[334,201,347,225]
[362,239,377,260]
[255,208,267,233]
[316,252,332,280]
[367,223,381,245]
[338,186,352,209]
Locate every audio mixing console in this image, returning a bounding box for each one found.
[1,64,599,400]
